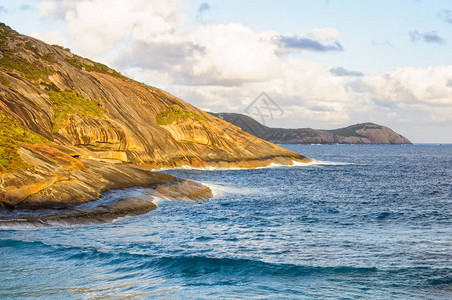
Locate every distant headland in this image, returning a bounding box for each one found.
[209,112,412,145]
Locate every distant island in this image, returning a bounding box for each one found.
[209,112,412,145]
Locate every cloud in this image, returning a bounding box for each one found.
[198,2,211,13]
[116,41,203,71]
[36,0,345,85]
[372,98,398,109]
[438,9,452,24]
[38,0,72,19]
[410,30,445,44]
[330,67,363,77]
[447,79,452,87]
[28,30,68,47]
[309,27,339,41]
[38,0,187,56]
[196,2,212,23]
[356,66,452,106]
[114,23,283,86]
[279,35,344,52]
[308,105,336,112]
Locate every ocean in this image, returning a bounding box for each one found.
[1,144,451,299]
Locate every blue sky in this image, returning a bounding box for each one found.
[187,0,452,73]
[1,0,451,142]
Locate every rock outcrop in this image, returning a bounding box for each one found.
[210,112,412,145]
[0,24,308,214]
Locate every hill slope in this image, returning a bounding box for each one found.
[0,24,308,211]
[209,112,411,144]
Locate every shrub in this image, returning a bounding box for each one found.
[0,74,10,87]
[0,50,51,82]
[65,55,123,78]
[156,105,206,125]
[0,110,48,172]
[49,89,104,132]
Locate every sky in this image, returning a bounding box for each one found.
[1,0,452,143]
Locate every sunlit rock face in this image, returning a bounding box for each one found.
[0,24,308,210]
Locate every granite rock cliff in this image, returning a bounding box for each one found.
[0,24,308,213]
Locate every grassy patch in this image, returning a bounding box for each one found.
[0,23,16,47]
[52,44,70,51]
[0,50,51,82]
[65,55,123,78]
[0,74,10,87]
[0,23,53,82]
[0,110,48,172]
[49,89,104,132]
[156,105,206,125]
[332,123,380,137]
[41,52,57,63]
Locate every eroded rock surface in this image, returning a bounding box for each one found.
[0,24,308,217]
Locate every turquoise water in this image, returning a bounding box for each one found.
[1,144,451,299]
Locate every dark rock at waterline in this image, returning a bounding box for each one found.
[0,180,212,226]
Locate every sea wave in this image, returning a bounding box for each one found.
[201,182,259,198]
[155,165,247,171]
[154,159,352,172]
[292,159,354,166]
[2,235,451,295]
[0,238,377,277]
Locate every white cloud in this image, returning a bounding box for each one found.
[186,23,282,84]
[38,0,72,19]
[28,30,68,47]
[309,27,340,41]
[38,0,186,56]
[358,66,452,106]
[277,59,350,104]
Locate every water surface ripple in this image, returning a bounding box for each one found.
[1,144,451,299]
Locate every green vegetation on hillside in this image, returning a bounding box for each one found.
[0,110,48,172]
[0,23,16,45]
[65,55,123,78]
[156,105,206,125]
[332,123,379,137]
[0,74,10,87]
[0,23,52,82]
[49,89,105,132]
[0,50,51,82]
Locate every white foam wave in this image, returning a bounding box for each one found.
[0,219,87,229]
[201,182,259,198]
[150,196,176,207]
[153,159,352,172]
[0,222,49,230]
[291,159,353,166]
[154,165,247,171]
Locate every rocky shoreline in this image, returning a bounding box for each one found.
[0,143,213,224]
[0,24,309,222]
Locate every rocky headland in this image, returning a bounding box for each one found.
[210,112,412,145]
[0,24,309,222]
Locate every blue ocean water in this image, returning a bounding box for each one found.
[1,144,451,299]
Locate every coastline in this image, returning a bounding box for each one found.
[0,143,309,224]
[0,25,310,223]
